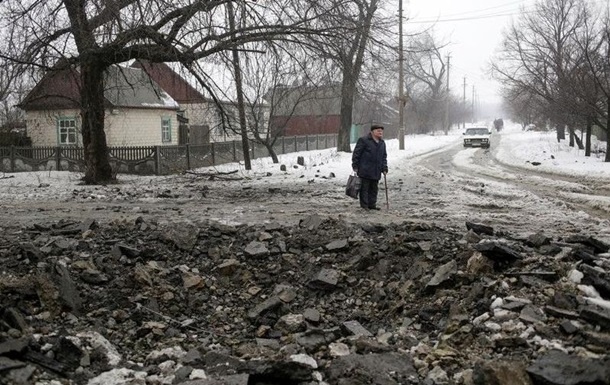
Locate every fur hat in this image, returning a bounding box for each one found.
[370,124,384,131]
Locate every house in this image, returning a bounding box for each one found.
[266,83,398,142]
[19,64,180,147]
[132,60,267,144]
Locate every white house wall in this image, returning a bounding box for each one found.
[26,109,81,146]
[182,101,269,143]
[26,108,179,147]
[105,108,178,146]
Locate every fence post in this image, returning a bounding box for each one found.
[10,146,15,172]
[232,141,237,162]
[211,142,216,165]
[155,146,161,175]
[56,147,61,171]
[294,136,297,152]
[305,135,309,151]
[186,144,191,170]
[282,136,286,155]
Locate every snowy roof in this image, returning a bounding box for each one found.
[19,65,179,111]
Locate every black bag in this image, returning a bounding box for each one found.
[345,174,361,199]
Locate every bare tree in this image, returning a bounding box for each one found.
[403,32,448,134]
[493,0,590,143]
[301,0,391,153]
[501,85,547,129]
[240,44,326,163]
[576,6,610,161]
[0,0,326,183]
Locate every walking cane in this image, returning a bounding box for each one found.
[383,173,389,210]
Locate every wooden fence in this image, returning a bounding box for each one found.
[0,134,338,176]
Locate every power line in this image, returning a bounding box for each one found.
[406,0,537,25]
[407,10,525,24]
[426,0,526,18]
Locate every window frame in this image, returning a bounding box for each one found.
[57,116,78,146]
[161,117,172,143]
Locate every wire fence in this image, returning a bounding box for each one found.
[0,134,338,176]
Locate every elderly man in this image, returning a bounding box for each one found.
[351,124,388,210]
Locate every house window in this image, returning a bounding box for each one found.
[57,117,78,145]
[161,117,172,143]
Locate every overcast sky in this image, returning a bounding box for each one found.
[404,0,536,106]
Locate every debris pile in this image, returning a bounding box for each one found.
[1,215,609,385]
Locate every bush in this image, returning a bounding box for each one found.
[0,132,32,146]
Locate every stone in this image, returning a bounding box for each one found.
[564,235,610,254]
[329,342,350,357]
[526,231,551,247]
[324,353,418,385]
[2,307,29,332]
[247,297,283,320]
[519,304,547,324]
[559,320,579,335]
[473,242,523,267]
[3,365,36,384]
[275,314,305,334]
[52,262,82,314]
[244,241,269,257]
[544,306,579,320]
[216,259,240,276]
[426,260,457,289]
[161,223,200,251]
[341,320,372,337]
[580,264,610,299]
[473,360,533,385]
[309,268,339,289]
[579,306,610,330]
[303,308,321,323]
[255,338,280,350]
[465,222,494,236]
[111,243,141,258]
[325,239,348,251]
[298,214,323,230]
[466,252,493,274]
[527,350,610,385]
[290,353,317,369]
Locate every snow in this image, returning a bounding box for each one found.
[495,126,609,180]
[1,121,608,231]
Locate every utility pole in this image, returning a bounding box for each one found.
[398,0,406,149]
[227,0,251,170]
[462,77,467,128]
[471,85,475,123]
[444,54,451,134]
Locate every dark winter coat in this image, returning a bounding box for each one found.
[352,133,388,180]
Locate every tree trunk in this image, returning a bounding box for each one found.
[572,130,583,150]
[606,98,610,162]
[585,118,592,157]
[556,122,565,142]
[80,60,113,184]
[568,125,575,147]
[337,71,355,153]
[264,142,279,164]
[227,1,251,170]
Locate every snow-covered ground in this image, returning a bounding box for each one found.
[2,121,607,196]
[1,121,608,236]
[495,123,609,180]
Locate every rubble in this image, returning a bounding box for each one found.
[1,217,610,385]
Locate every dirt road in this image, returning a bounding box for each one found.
[2,133,609,241]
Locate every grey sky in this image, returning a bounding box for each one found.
[405,0,537,104]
